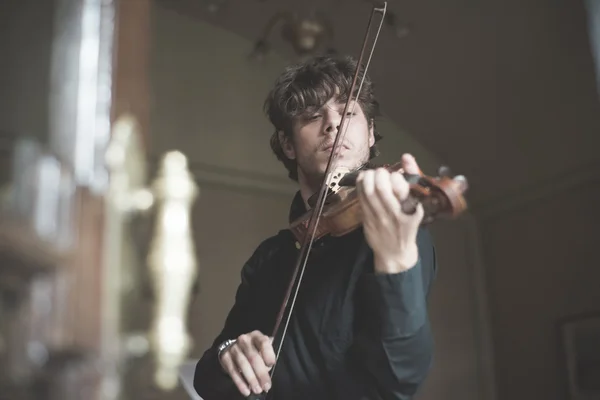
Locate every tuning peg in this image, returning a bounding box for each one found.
[438,165,452,178]
[453,175,469,192]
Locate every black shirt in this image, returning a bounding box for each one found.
[194,191,438,400]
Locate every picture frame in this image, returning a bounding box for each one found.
[559,312,600,400]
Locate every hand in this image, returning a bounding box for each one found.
[219,330,275,397]
[356,153,424,273]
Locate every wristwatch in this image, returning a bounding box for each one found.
[217,338,237,359]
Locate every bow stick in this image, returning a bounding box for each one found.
[248,3,388,399]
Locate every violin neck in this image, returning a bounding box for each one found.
[338,170,360,187]
[338,163,420,187]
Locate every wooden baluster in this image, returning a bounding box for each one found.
[0,0,154,399]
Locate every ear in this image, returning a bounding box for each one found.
[278,131,296,160]
[368,120,375,147]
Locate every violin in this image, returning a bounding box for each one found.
[289,162,469,243]
[246,3,469,399]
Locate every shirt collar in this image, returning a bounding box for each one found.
[288,191,307,223]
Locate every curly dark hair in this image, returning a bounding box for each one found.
[264,55,383,181]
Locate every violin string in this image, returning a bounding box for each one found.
[268,2,388,381]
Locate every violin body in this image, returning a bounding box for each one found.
[290,186,362,242]
[289,162,469,244]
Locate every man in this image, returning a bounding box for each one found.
[193,55,437,400]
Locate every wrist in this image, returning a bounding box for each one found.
[217,338,237,368]
[374,246,418,274]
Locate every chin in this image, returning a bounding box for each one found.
[301,157,361,182]
[333,159,363,171]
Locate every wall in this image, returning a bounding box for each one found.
[148,3,495,400]
[418,216,496,400]
[0,1,596,399]
[0,0,55,183]
[0,1,497,399]
[477,172,600,400]
[0,0,54,146]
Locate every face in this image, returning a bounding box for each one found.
[279,97,375,189]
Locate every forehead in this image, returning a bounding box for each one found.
[294,97,365,119]
[321,96,363,110]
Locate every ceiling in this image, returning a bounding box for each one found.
[156,0,600,210]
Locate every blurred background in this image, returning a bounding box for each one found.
[0,0,599,399]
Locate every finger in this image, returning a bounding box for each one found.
[391,171,410,202]
[232,347,263,395]
[355,170,369,205]
[414,202,425,220]
[220,351,251,397]
[250,336,274,391]
[255,335,276,369]
[373,168,402,219]
[235,334,264,393]
[248,331,275,370]
[356,169,373,195]
[361,169,397,231]
[357,170,377,227]
[401,153,421,176]
[391,172,420,215]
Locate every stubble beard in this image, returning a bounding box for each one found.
[298,147,370,194]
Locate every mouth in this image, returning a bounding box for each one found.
[322,143,349,152]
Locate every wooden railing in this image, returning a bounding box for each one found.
[0,116,200,400]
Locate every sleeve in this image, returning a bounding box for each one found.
[351,227,438,400]
[193,241,271,400]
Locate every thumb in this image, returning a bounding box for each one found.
[402,153,421,176]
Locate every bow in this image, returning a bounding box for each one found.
[247,4,390,400]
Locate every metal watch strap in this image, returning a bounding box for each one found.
[217,338,237,359]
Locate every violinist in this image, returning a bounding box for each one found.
[193,54,438,400]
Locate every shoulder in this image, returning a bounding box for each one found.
[253,229,295,258]
[240,229,295,278]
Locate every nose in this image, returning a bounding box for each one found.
[324,111,341,135]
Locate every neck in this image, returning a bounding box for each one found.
[296,162,369,210]
[297,171,323,211]
[299,181,317,211]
